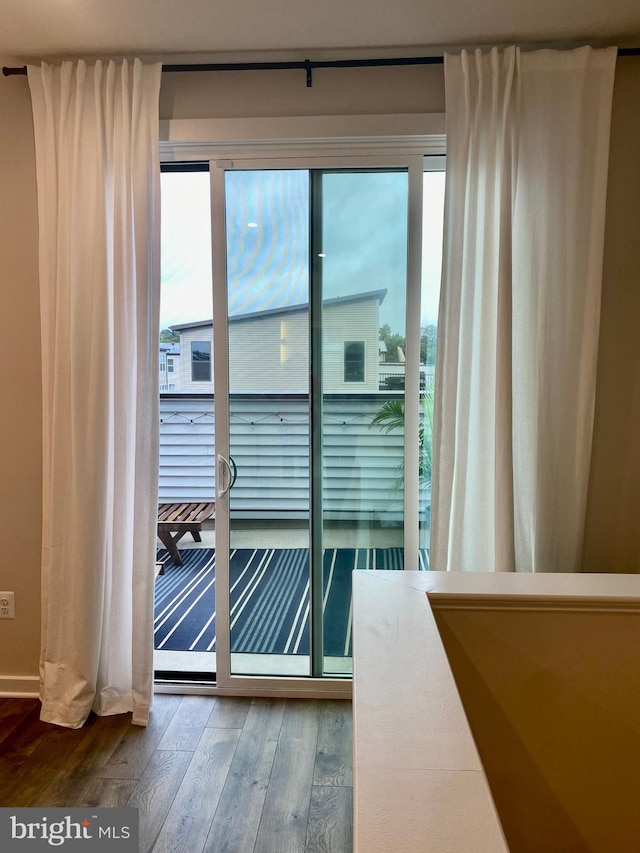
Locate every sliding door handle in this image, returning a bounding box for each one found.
[217,454,233,498]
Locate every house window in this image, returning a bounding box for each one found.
[344,341,365,382]
[167,357,175,373]
[192,341,212,382]
[160,354,166,371]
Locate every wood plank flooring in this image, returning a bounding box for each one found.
[0,696,353,853]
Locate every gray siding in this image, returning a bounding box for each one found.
[159,397,216,499]
[159,394,409,520]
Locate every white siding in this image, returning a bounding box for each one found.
[178,328,214,392]
[173,293,382,394]
[323,298,380,391]
[165,353,181,390]
[229,311,308,392]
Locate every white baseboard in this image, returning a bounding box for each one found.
[0,675,40,698]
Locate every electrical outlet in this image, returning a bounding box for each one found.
[0,592,15,619]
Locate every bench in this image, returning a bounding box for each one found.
[157,501,216,570]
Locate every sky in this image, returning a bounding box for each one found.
[160,168,445,333]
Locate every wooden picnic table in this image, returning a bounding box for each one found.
[157,501,215,569]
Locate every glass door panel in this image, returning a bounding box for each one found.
[419,168,446,559]
[217,163,413,682]
[317,170,409,676]
[224,169,311,677]
[155,166,217,679]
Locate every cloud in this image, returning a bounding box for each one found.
[160,167,445,332]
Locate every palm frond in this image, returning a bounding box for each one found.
[370,392,435,489]
[370,398,405,433]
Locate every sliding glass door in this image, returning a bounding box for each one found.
[316,169,408,677]
[154,152,443,688]
[212,157,421,686]
[224,169,312,678]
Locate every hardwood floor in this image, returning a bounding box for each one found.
[0,695,353,852]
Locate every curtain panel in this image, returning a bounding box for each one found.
[432,46,616,573]
[28,59,162,727]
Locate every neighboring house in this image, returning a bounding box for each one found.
[160,289,421,517]
[171,289,387,394]
[159,342,181,392]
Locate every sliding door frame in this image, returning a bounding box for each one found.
[158,117,445,697]
[212,153,423,696]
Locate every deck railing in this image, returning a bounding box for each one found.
[159,393,430,523]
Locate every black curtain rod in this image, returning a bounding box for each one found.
[4,47,640,87]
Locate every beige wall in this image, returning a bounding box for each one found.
[582,57,640,574]
[434,605,640,851]
[0,67,41,682]
[158,64,445,120]
[0,56,638,684]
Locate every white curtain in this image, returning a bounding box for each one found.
[28,59,162,727]
[432,46,616,573]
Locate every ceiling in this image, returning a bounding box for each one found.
[1,0,639,63]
